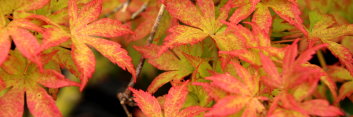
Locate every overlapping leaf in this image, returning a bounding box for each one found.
[129,87,163,117]
[0,18,43,67]
[0,50,79,117]
[0,0,49,18]
[328,66,353,103]
[41,0,136,90]
[259,41,343,116]
[0,0,50,67]
[135,44,210,93]
[128,4,173,42]
[308,12,353,76]
[130,81,207,117]
[0,0,351,116]
[268,93,343,116]
[227,0,307,35]
[260,40,328,89]
[203,62,264,116]
[301,99,343,116]
[229,0,259,24]
[266,0,308,35]
[159,0,231,54]
[218,23,278,67]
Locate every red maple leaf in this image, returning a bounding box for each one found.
[201,62,265,116]
[259,40,343,116]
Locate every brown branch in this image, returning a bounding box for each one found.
[102,0,131,18]
[117,4,166,117]
[130,1,148,20]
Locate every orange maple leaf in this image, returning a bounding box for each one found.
[158,0,230,55]
[0,19,43,67]
[130,81,207,117]
[0,50,79,117]
[41,0,136,90]
[203,62,265,116]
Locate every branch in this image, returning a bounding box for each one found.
[117,4,166,117]
[131,2,148,20]
[102,0,131,18]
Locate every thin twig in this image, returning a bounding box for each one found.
[131,1,148,19]
[317,50,327,70]
[118,4,166,117]
[102,0,131,18]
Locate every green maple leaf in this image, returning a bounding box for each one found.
[135,44,211,93]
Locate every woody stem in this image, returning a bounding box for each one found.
[118,4,166,117]
[102,0,131,18]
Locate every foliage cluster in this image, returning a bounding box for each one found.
[0,0,353,116]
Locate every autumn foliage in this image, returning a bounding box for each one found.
[0,0,352,116]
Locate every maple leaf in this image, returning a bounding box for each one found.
[128,7,159,42]
[134,44,210,93]
[18,0,49,12]
[43,47,80,78]
[204,62,265,116]
[226,0,307,35]
[301,99,343,116]
[268,93,343,116]
[229,0,259,24]
[259,40,329,90]
[159,0,231,54]
[252,2,272,34]
[192,82,228,101]
[0,50,79,117]
[0,0,49,18]
[260,41,338,100]
[36,0,136,90]
[129,88,163,117]
[130,81,207,117]
[259,41,343,116]
[218,22,279,67]
[266,0,307,35]
[0,0,53,67]
[327,66,353,103]
[0,16,44,67]
[128,5,173,42]
[308,11,353,76]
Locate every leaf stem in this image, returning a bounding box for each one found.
[23,61,31,75]
[317,50,327,70]
[118,4,166,117]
